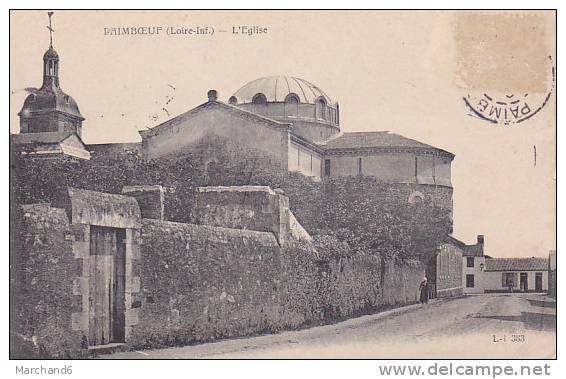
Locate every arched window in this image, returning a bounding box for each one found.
[408,191,425,205]
[228,96,238,105]
[316,98,327,120]
[252,93,267,115]
[284,93,299,117]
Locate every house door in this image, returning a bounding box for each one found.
[89,226,126,346]
[520,273,528,292]
[535,273,543,292]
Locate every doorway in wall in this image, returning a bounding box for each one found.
[535,273,543,292]
[89,226,126,346]
[520,272,528,292]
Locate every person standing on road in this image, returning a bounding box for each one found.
[419,277,429,304]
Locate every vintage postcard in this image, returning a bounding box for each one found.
[9,10,556,360]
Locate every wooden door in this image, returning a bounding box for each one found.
[520,273,528,292]
[89,226,126,346]
[535,273,543,292]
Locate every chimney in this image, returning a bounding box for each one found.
[477,234,485,256]
[122,185,165,220]
[207,89,218,102]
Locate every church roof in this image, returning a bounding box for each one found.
[19,45,84,121]
[19,86,84,120]
[140,99,292,139]
[232,76,333,105]
[484,257,548,272]
[11,131,74,144]
[11,132,91,160]
[321,132,454,157]
[43,46,59,59]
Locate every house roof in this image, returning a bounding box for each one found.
[445,235,484,257]
[462,244,484,257]
[321,132,454,158]
[484,257,548,272]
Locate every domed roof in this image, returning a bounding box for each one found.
[231,76,333,105]
[20,86,83,120]
[43,47,59,60]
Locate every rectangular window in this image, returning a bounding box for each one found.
[466,257,475,268]
[502,272,517,288]
[358,157,362,175]
[466,274,475,288]
[310,154,313,172]
[414,156,418,179]
[324,159,331,177]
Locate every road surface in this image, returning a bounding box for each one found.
[103,293,556,359]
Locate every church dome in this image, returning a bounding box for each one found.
[43,47,59,60]
[20,87,83,120]
[229,75,340,142]
[19,46,83,121]
[230,76,333,105]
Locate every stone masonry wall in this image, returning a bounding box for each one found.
[436,242,464,298]
[12,192,425,357]
[129,219,424,350]
[10,204,86,358]
[130,219,284,348]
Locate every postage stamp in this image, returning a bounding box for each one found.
[455,12,555,126]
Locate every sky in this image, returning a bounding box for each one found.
[9,10,556,258]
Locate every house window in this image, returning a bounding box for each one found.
[502,272,517,288]
[466,274,475,288]
[358,157,363,175]
[324,159,331,177]
[467,257,475,268]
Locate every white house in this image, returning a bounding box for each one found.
[462,235,486,294]
[482,258,549,293]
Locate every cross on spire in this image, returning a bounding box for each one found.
[46,12,54,47]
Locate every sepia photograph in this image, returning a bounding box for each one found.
[8,9,556,362]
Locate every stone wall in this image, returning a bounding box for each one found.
[10,188,142,358]
[10,204,85,358]
[130,219,424,350]
[192,186,290,245]
[436,241,464,298]
[11,184,428,358]
[130,219,284,348]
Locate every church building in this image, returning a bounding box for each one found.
[140,76,455,210]
[12,19,455,212]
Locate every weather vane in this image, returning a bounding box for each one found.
[46,12,54,47]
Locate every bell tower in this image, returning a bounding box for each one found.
[42,13,60,88]
[18,12,85,137]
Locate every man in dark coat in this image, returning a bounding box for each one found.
[419,277,429,304]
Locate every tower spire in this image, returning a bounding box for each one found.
[47,12,54,47]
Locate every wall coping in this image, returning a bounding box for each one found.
[54,187,141,229]
[196,185,278,195]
